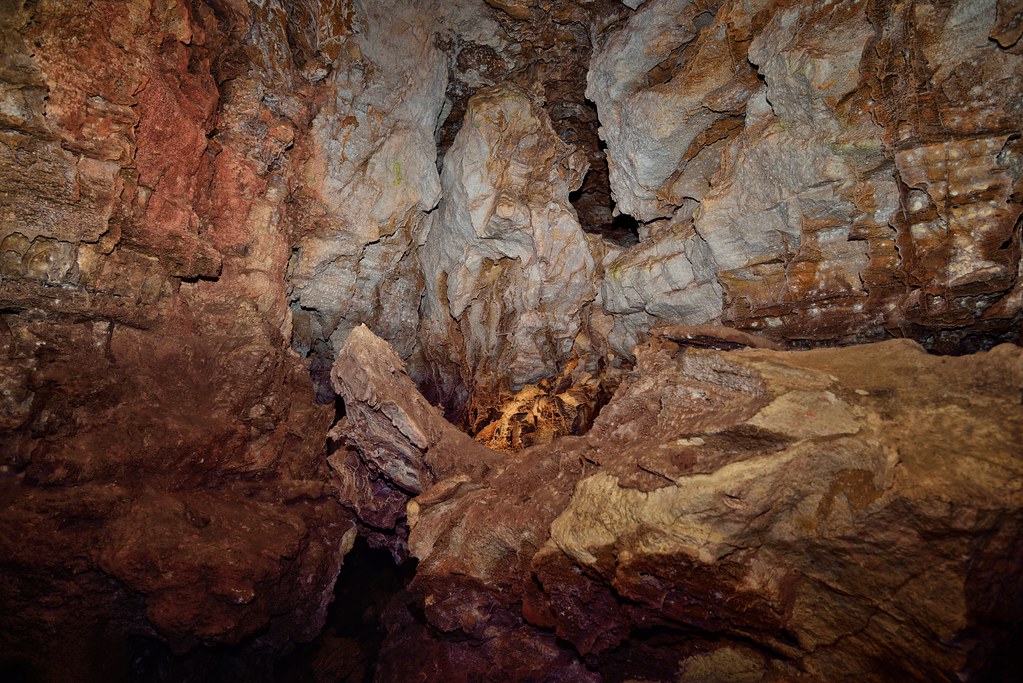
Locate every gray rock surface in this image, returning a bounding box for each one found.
[288,0,447,399]
[586,0,1021,350]
[413,84,599,422]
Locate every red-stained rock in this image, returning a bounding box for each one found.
[328,325,499,558]
[0,1,353,679]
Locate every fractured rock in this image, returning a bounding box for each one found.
[288,0,447,401]
[327,325,499,558]
[414,83,599,425]
[392,337,1023,680]
[587,0,1023,348]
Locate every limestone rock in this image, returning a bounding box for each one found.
[414,84,599,424]
[3,0,1023,679]
[0,2,354,678]
[587,0,755,222]
[395,338,1023,680]
[588,0,1023,348]
[328,325,499,557]
[601,221,723,356]
[288,0,447,400]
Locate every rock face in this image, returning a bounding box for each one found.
[0,1,352,678]
[290,0,1023,440]
[3,0,1023,679]
[327,325,499,558]
[589,0,1023,350]
[414,84,601,427]
[370,336,1023,681]
[288,0,447,403]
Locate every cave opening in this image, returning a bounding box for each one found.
[277,538,416,683]
[565,113,641,248]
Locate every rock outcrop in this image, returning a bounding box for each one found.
[292,0,1023,443]
[1,1,352,678]
[590,0,1023,350]
[287,0,447,403]
[370,335,1023,681]
[327,325,499,558]
[414,84,602,428]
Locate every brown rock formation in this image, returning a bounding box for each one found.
[372,336,1023,681]
[1,1,352,678]
[2,0,1022,679]
[327,325,499,558]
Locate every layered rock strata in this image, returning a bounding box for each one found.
[590,0,1023,350]
[357,335,1023,681]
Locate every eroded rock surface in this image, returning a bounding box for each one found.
[288,0,447,403]
[590,0,1023,349]
[382,337,1023,681]
[1,1,353,678]
[327,325,499,558]
[414,84,603,428]
[3,0,1023,679]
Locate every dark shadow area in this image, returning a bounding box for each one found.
[0,658,36,683]
[601,213,641,248]
[309,338,338,405]
[568,133,641,248]
[3,538,420,683]
[276,537,417,683]
[127,637,278,683]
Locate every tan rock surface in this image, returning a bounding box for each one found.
[392,338,1023,680]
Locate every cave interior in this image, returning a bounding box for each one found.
[1,0,1022,681]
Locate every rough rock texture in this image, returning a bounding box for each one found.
[433,0,630,238]
[287,0,447,403]
[4,0,1023,679]
[327,325,499,558]
[287,0,635,407]
[590,0,1023,350]
[370,335,1023,681]
[0,1,353,678]
[288,0,1021,446]
[414,84,603,429]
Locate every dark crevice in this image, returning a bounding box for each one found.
[276,537,417,683]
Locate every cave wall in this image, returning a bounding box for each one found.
[592,0,1023,354]
[361,332,1023,682]
[0,1,353,678]
[283,0,1022,439]
[1,0,1022,679]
